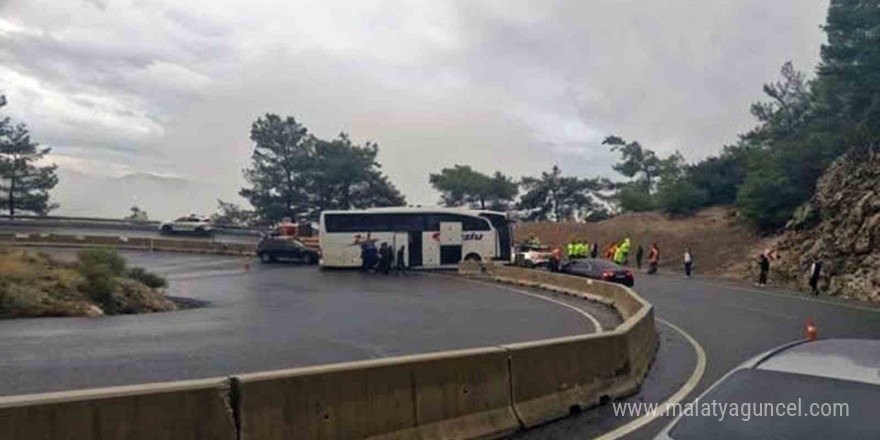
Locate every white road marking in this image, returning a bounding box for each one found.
[591,318,707,440]
[661,274,880,313]
[712,282,880,313]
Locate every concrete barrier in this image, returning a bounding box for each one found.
[0,233,256,256]
[484,266,659,428]
[234,347,519,440]
[0,378,236,440]
[503,333,632,427]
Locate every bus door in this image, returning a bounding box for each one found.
[439,222,463,265]
[391,232,408,266]
[408,231,423,267]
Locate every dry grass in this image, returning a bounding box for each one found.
[517,206,767,275]
[0,249,176,319]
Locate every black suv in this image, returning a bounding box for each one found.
[256,235,319,264]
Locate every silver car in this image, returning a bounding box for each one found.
[159,215,214,235]
[654,338,879,440]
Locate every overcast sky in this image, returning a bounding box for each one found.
[0,0,829,210]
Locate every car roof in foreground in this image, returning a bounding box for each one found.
[754,338,880,385]
[663,339,880,440]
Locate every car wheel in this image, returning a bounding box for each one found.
[525,260,535,269]
[304,253,317,265]
[259,252,275,264]
[161,225,173,233]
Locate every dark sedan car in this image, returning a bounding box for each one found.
[560,258,634,286]
[256,236,319,264]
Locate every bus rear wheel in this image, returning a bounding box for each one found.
[464,253,481,262]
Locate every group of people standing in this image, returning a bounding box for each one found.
[359,240,406,275]
[565,240,599,259]
[560,237,666,276]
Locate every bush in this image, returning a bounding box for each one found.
[656,180,709,216]
[128,267,168,289]
[78,264,118,314]
[77,249,127,276]
[616,183,655,213]
[736,160,803,231]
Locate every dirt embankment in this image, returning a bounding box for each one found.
[516,206,764,275]
[0,248,175,318]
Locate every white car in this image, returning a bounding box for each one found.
[159,215,214,235]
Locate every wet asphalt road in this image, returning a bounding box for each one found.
[0,250,614,396]
[1,248,878,440]
[506,271,880,440]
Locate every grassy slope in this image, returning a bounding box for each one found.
[0,249,176,318]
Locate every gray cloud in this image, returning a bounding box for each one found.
[0,0,829,215]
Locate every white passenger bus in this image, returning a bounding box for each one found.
[319,207,513,268]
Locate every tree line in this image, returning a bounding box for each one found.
[597,0,880,230]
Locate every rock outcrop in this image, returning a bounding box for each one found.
[775,146,880,302]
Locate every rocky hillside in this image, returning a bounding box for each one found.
[770,147,880,302]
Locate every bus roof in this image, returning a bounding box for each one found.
[320,207,507,217]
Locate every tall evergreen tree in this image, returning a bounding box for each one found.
[814,0,880,150]
[429,165,518,210]
[518,165,604,221]
[239,114,313,221]
[240,113,405,222]
[0,93,58,217]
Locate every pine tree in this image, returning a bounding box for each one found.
[0,93,59,217]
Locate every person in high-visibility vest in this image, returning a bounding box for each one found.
[566,241,576,258]
[614,238,631,265]
[605,243,616,260]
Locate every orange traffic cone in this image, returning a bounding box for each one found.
[804,319,818,341]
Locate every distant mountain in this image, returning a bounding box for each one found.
[52,169,232,221]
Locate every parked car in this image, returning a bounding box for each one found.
[560,258,634,286]
[514,243,554,268]
[257,234,319,264]
[159,215,214,235]
[654,338,879,440]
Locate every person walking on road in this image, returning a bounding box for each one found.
[636,245,644,269]
[809,259,823,295]
[591,242,598,259]
[647,243,660,275]
[395,245,407,276]
[757,251,771,287]
[378,242,390,275]
[683,248,693,278]
[550,246,562,272]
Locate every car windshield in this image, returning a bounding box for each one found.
[668,369,879,440]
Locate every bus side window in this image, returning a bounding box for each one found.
[461,216,491,231]
[391,214,424,231]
